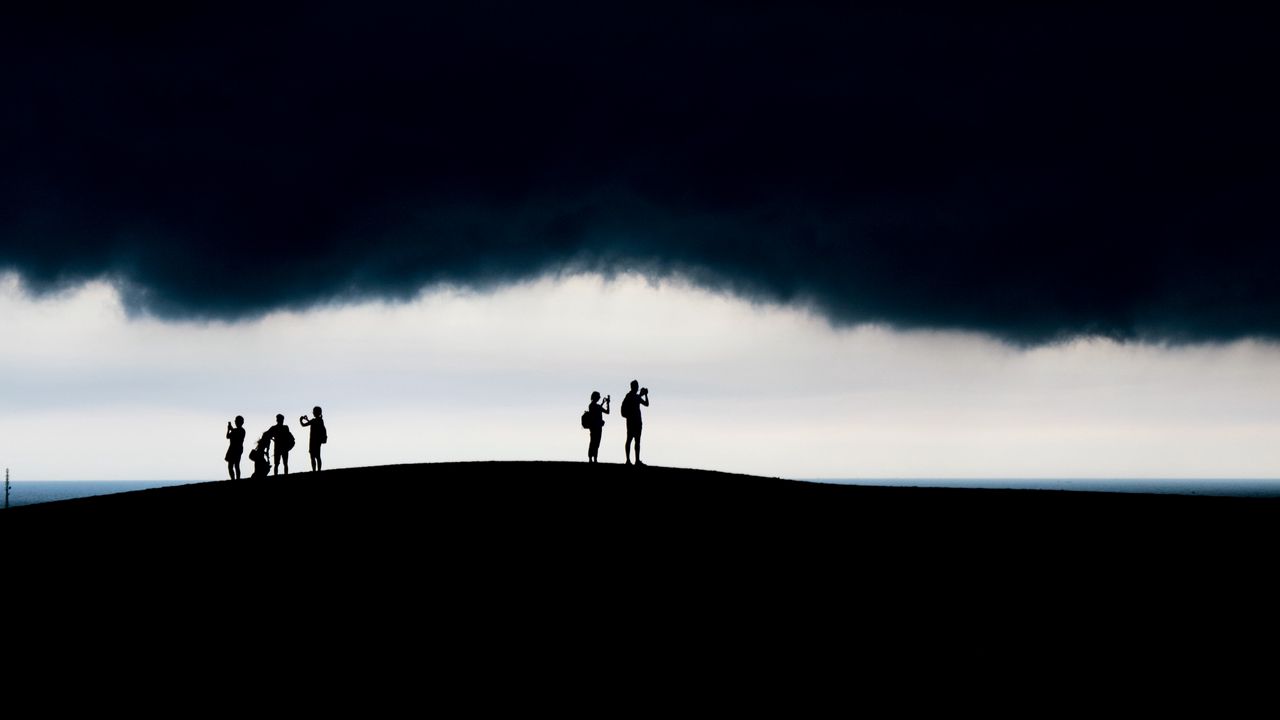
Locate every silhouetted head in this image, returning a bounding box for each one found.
[276,414,284,424]
[234,416,244,427]
[591,391,601,402]
[313,406,322,417]
[630,380,639,392]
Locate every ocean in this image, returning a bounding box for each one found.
[819,478,1280,497]
[2,481,202,508]
[2,477,1278,509]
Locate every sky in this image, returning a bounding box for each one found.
[2,4,1278,480]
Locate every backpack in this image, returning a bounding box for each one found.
[620,395,635,419]
[280,427,296,453]
[581,410,591,429]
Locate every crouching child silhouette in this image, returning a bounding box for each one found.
[248,435,272,479]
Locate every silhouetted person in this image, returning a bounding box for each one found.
[299,406,327,472]
[248,434,272,479]
[620,380,650,466]
[265,413,295,475]
[586,391,610,463]
[225,415,246,480]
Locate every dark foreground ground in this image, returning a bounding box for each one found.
[5,462,1277,688]
[7,461,1278,568]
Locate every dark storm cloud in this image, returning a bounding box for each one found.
[2,3,1278,343]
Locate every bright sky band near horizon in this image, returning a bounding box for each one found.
[2,271,1277,481]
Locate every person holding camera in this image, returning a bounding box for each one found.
[586,391,610,463]
[620,380,650,466]
[225,415,246,480]
[299,406,327,472]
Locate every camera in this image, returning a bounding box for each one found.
[641,387,648,395]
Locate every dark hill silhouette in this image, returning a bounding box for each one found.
[6,462,1278,565]
[3,461,1273,672]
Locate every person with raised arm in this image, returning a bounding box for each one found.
[225,415,246,480]
[585,391,610,463]
[619,380,650,466]
[299,406,327,472]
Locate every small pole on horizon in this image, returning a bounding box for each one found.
[4,468,9,510]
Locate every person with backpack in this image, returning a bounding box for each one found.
[225,415,246,480]
[583,391,610,463]
[299,406,327,472]
[619,380,650,466]
[265,413,296,475]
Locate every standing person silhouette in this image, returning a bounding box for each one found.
[225,415,246,480]
[265,414,294,475]
[586,391,610,463]
[620,380,650,466]
[299,406,327,472]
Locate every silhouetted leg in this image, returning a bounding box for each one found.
[625,435,633,465]
[282,452,289,474]
[630,424,644,465]
[273,453,280,475]
[227,461,235,480]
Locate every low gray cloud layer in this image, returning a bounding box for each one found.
[2,4,1277,343]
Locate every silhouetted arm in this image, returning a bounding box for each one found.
[640,395,650,407]
[602,399,610,414]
